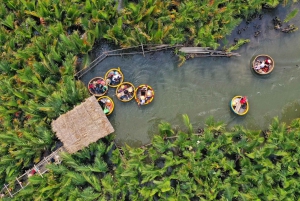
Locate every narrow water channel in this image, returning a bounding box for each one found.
[81,4,300,147]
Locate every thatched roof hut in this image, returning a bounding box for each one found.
[51,96,114,154]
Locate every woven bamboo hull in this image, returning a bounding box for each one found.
[134,84,154,106]
[98,96,114,115]
[230,96,249,115]
[88,77,108,96]
[104,67,124,88]
[116,82,135,102]
[252,54,275,75]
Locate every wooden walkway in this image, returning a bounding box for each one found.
[0,147,65,198]
[75,44,182,79]
[74,44,239,79]
[178,47,241,57]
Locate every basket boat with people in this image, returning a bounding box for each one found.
[252,54,274,75]
[98,96,114,116]
[116,82,135,102]
[105,67,124,88]
[134,84,154,106]
[88,77,108,96]
[230,96,249,115]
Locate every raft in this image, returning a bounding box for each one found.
[88,77,108,96]
[98,96,114,116]
[252,54,275,75]
[116,82,135,102]
[104,67,124,88]
[230,96,249,116]
[134,84,154,106]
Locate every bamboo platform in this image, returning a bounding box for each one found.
[0,147,65,198]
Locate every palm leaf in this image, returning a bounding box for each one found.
[158,121,174,137]
[80,186,101,200]
[82,173,102,192]
[182,114,193,134]
[65,171,86,185]
[284,9,298,23]
[1,14,14,30]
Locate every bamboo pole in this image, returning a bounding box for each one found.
[15,177,23,189]
[4,184,13,197]
[33,165,43,177]
[141,43,145,57]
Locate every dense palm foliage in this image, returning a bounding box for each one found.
[0,0,299,200]
[7,115,300,200]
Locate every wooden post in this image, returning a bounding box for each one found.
[141,43,145,57]
[4,184,13,198]
[34,165,43,178]
[44,157,50,164]
[16,177,23,189]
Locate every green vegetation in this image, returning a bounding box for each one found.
[0,0,299,200]
[284,8,299,23]
[10,115,300,200]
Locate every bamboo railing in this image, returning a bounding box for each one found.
[75,44,183,79]
[74,44,240,79]
[0,147,66,198]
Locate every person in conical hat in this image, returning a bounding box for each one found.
[139,95,146,105]
[106,99,112,106]
[265,59,272,64]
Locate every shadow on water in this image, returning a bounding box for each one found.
[80,4,300,147]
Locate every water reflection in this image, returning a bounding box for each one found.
[81,4,300,147]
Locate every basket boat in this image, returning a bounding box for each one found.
[104,67,124,88]
[98,96,114,115]
[116,82,135,102]
[230,96,249,116]
[134,84,154,106]
[252,54,274,75]
[88,77,108,96]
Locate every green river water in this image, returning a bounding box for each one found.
[81,4,300,147]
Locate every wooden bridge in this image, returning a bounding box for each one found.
[0,147,65,198]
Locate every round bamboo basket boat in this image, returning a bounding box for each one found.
[88,77,108,96]
[134,84,154,106]
[104,67,124,88]
[115,82,135,102]
[252,54,275,75]
[230,96,249,116]
[97,96,114,116]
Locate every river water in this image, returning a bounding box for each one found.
[81,4,300,147]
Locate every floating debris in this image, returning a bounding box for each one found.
[273,16,282,30]
[281,24,298,33]
[254,31,261,37]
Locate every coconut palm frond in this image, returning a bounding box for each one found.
[80,186,101,200]
[82,173,102,192]
[284,9,298,23]
[182,114,193,134]
[158,121,174,137]
[1,14,15,30]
